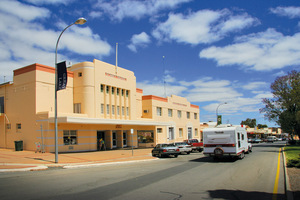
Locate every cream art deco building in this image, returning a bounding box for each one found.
[0,59,201,152]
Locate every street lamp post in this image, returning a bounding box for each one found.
[216,102,227,125]
[54,17,87,163]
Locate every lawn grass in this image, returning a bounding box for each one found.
[285,144,300,168]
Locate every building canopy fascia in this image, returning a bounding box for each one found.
[43,116,173,126]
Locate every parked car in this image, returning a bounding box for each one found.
[248,138,254,143]
[253,138,262,143]
[173,142,192,154]
[152,143,180,158]
[183,139,203,152]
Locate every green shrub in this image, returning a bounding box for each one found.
[287,159,300,168]
[285,144,300,168]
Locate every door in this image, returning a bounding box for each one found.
[188,127,192,139]
[97,131,105,151]
[123,131,127,147]
[112,131,117,148]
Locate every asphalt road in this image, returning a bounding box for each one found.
[0,141,286,200]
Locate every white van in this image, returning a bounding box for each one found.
[203,124,252,160]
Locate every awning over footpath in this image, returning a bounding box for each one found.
[41,116,174,127]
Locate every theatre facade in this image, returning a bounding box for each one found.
[0,59,201,152]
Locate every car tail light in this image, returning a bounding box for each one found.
[176,149,180,152]
[163,149,167,152]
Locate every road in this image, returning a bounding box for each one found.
[0,142,286,200]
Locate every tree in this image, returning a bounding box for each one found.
[257,124,268,129]
[241,118,256,128]
[260,70,300,138]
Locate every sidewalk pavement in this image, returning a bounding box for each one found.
[0,148,157,172]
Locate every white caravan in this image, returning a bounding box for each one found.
[203,124,252,159]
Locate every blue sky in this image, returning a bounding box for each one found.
[1,0,300,127]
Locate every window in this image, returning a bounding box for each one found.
[117,106,120,115]
[157,128,162,133]
[78,72,82,77]
[178,110,182,118]
[168,109,172,117]
[126,90,129,97]
[117,88,120,95]
[157,107,162,116]
[112,105,115,115]
[194,113,197,120]
[6,123,11,130]
[101,104,104,114]
[63,130,77,145]
[121,89,124,96]
[0,96,4,113]
[122,106,125,116]
[195,128,198,136]
[138,130,154,143]
[112,87,115,94]
[74,103,81,113]
[179,128,183,137]
[107,105,110,114]
[187,112,190,119]
[16,123,21,130]
[101,84,104,92]
[126,107,129,116]
[106,86,109,93]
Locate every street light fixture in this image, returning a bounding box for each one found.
[216,102,227,125]
[54,17,86,163]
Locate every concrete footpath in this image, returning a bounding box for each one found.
[0,148,157,172]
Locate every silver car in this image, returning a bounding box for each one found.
[152,143,180,158]
[173,142,192,154]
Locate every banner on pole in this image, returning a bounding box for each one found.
[56,61,67,91]
[217,115,222,125]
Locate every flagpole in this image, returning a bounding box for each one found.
[54,18,86,163]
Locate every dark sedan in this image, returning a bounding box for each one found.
[152,143,180,158]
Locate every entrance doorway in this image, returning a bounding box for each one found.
[188,127,192,139]
[97,131,105,151]
[112,131,117,148]
[123,131,127,147]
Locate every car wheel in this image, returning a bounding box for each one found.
[174,154,178,158]
[187,152,190,154]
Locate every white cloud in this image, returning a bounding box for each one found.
[0,0,50,21]
[95,0,191,21]
[152,9,259,45]
[270,6,300,18]
[242,81,268,90]
[24,0,73,5]
[137,74,272,121]
[128,32,151,52]
[137,81,186,97]
[200,28,300,71]
[0,1,112,81]
[89,11,102,19]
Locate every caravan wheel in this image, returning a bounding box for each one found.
[239,152,245,159]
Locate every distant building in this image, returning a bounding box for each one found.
[246,127,282,138]
[0,59,201,152]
